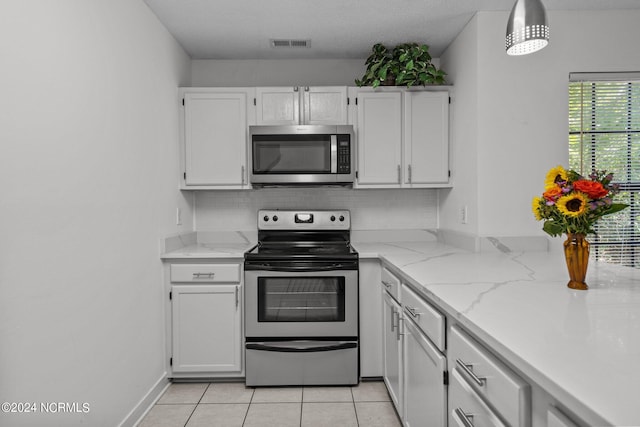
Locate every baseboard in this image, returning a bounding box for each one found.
[119,373,170,427]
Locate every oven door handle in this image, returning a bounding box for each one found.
[244,264,352,272]
[246,342,357,353]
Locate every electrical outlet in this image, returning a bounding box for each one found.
[176,207,182,225]
[460,205,468,224]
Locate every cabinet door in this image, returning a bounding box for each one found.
[403,91,449,186]
[403,317,447,427]
[171,284,242,373]
[256,87,300,125]
[382,291,402,414]
[303,86,348,125]
[359,260,383,377]
[355,91,402,187]
[183,91,250,187]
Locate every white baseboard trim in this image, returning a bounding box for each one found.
[119,373,170,427]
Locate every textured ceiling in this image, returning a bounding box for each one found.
[143,0,640,59]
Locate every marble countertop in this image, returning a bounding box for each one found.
[353,237,640,426]
[161,229,639,425]
[160,230,256,259]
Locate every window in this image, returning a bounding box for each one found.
[569,73,640,267]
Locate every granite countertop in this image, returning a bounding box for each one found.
[352,235,640,426]
[161,229,639,425]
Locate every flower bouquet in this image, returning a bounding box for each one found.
[532,166,628,289]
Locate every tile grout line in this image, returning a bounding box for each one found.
[241,385,255,427]
[351,386,360,427]
[183,382,211,427]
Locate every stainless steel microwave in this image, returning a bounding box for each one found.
[249,125,355,186]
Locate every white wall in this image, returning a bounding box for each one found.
[196,188,439,231]
[438,16,480,234]
[192,59,366,86]
[440,10,640,241]
[0,1,191,426]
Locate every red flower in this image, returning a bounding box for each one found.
[573,180,608,199]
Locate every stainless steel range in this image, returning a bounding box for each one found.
[244,209,359,386]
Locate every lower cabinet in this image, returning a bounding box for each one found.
[448,325,531,427]
[168,262,243,378]
[381,266,447,426]
[403,315,447,427]
[382,290,403,411]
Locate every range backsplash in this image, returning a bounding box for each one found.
[195,188,438,231]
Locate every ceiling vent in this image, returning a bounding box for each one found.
[270,39,311,48]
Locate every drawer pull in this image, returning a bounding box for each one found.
[454,408,475,427]
[456,359,486,387]
[192,272,215,278]
[405,306,421,318]
[382,280,393,289]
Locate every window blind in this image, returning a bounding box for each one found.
[568,75,640,268]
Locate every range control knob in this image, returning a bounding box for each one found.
[272,215,278,222]
[330,215,336,222]
[339,215,345,222]
[263,215,269,222]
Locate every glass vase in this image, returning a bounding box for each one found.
[563,233,590,290]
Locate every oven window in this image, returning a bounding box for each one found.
[252,135,331,174]
[257,277,345,322]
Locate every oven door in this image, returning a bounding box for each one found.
[244,265,358,338]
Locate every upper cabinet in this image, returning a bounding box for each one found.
[180,88,255,190]
[349,87,451,189]
[404,91,450,186]
[256,86,348,125]
[353,91,403,186]
[178,85,450,190]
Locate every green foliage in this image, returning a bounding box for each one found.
[355,43,446,88]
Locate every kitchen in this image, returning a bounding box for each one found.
[1,1,639,427]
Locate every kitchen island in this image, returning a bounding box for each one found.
[161,229,640,426]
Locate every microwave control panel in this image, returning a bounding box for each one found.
[337,136,351,174]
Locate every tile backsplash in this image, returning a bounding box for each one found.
[195,188,438,231]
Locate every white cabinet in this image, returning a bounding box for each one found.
[180,88,255,189]
[403,91,450,186]
[169,263,243,376]
[382,289,403,412]
[381,267,403,411]
[403,315,447,427]
[547,406,579,427]
[354,91,403,186]
[402,284,447,427]
[359,259,383,377]
[256,86,348,125]
[350,87,451,188]
[449,325,531,427]
[381,268,448,426]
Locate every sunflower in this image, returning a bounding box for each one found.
[556,192,589,217]
[544,165,568,189]
[531,196,544,220]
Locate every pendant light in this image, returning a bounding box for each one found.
[505,0,549,56]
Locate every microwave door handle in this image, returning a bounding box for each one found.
[330,135,337,173]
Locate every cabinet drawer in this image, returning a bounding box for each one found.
[381,267,401,301]
[547,406,579,427]
[449,368,506,427]
[170,264,240,283]
[402,284,445,351]
[449,325,531,427]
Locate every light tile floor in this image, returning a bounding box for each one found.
[138,381,402,427]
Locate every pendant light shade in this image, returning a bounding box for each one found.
[505,0,549,56]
